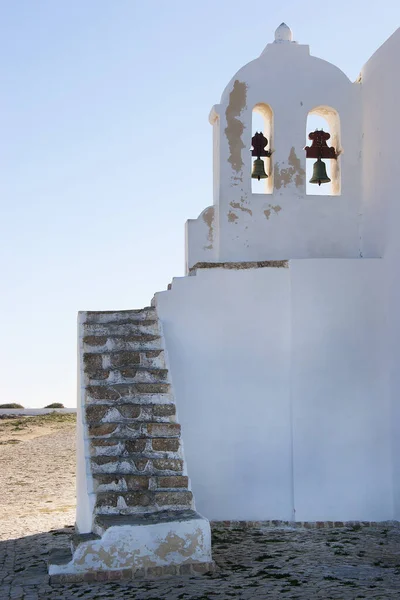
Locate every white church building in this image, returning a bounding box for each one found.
[50,23,400,581]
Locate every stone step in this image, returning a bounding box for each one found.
[94,490,193,513]
[84,320,160,337]
[88,421,180,439]
[92,509,202,536]
[82,350,166,371]
[93,474,189,492]
[88,422,179,439]
[104,350,166,369]
[86,383,171,402]
[83,334,163,353]
[87,372,168,386]
[86,403,176,425]
[84,360,169,384]
[90,456,184,475]
[84,308,156,324]
[87,394,175,408]
[90,437,181,457]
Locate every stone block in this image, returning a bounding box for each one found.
[119,367,139,379]
[83,354,103,374]
[125,439,147,453]
[83,336,108,346]
[96,493,119,508]
[118,405,141,419]
[155,491,193,507]
[152,404,176,417]
[153,458,183,473]
[86,386,120,401]
[124,492,153,507]
[143,349,162,357]
[110,352,141,368]
[86,405,109,424]
[147,423,181,438]
[124,475,150,490]
[89,423,118,437]
[152,438,180,452]
[90,438,121,448]
[157,476,189,489]
[89,369,110,381]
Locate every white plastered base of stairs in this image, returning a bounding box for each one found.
[49,512,212,577]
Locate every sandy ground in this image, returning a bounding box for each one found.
[0,415,76,540]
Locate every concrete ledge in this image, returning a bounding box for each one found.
[49,561,216,583]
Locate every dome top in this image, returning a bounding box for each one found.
[274,22,293,43]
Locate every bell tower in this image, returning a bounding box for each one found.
[185,23,362,272]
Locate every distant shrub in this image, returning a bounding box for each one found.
[44,403,65,409]
[0,403,24,409]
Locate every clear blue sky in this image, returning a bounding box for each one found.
[0,1,398,408]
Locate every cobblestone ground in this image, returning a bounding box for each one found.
[1,523,400,599]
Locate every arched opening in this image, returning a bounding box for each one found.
[252,103,273,194]
[306,106,341,196]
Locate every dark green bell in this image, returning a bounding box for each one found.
[251,158,268,180]
[309,158,331,186]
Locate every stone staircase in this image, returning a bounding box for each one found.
[82,307,193,517]
[49,306,213,582]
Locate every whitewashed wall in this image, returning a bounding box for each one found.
[155,260,393,522]
[156,267,293,521]
[361,27,400,519]
[291,259,391,522]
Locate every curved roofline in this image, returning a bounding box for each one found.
[219,51,352,104]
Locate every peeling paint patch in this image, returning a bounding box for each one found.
[202,206,214,251]
[225,80,247,174]
[230,201,252,216]
[274,147,305,189]
[155,529,203,560]
[228,211,238,223]
[264,204,281,220]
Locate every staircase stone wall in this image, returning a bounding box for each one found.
[80,307,195,520]
[49,305,213,580]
